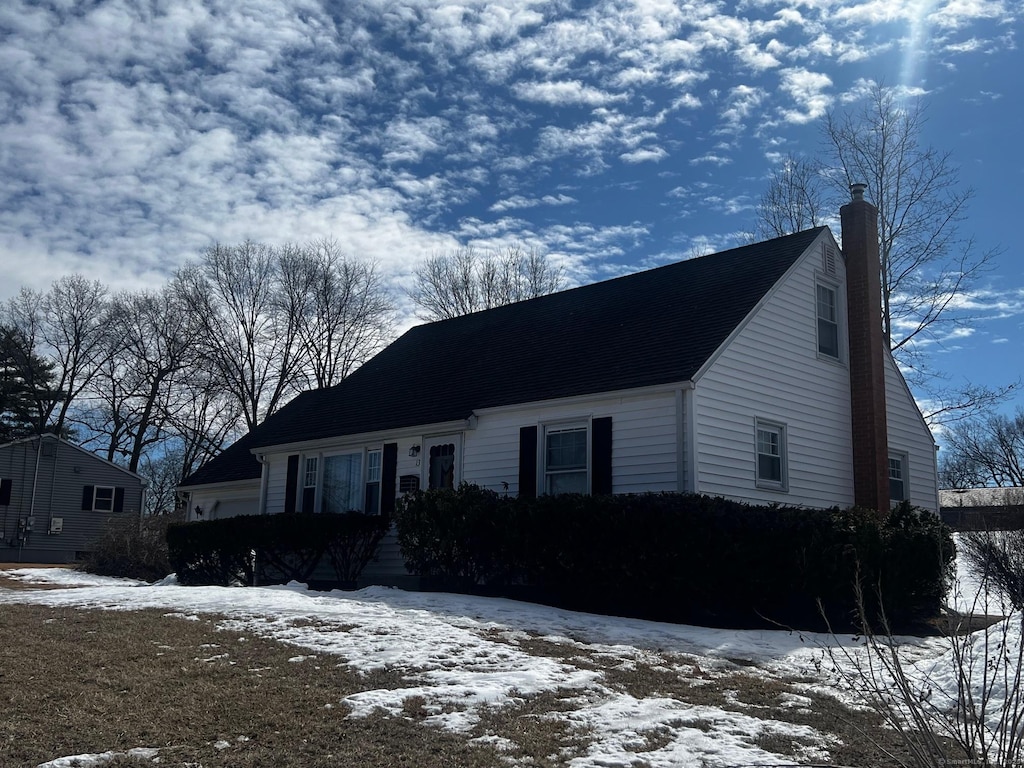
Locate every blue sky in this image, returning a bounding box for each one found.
[0,0,1021,415]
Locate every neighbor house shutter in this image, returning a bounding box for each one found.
[113,487,125,513]
[591,417,613,495]
[81,485,95,511]
[284,454,299,514]
[0,478,11,506]
[380,442,398,521]
[518,426,538,499]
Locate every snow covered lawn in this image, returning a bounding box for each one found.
[0,564,1015,767]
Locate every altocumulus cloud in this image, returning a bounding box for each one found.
[0,0,1018,305]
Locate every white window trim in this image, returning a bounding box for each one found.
[541,420,591,496]
[815,278,843,363]
[755,419,788,492]
[92,485,115,512]
[314,446,385,514]
[889,452,909,505]
[365,448,383,515]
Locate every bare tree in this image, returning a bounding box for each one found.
[758,84,998,355]
[81,288,201,473]
[278,238,395,390]
[176,241,304,430]
[409,245,565,321]
[825,84,999,356]
[162,367,244,483]
[38,276,113,435]
[753,153,832,242]
[754,83,1010,422]
[941,408,1024,488]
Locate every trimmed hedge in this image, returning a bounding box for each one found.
[167,513,388,587]
[395,486,954,630]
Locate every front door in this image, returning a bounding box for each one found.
[424,435,461,490]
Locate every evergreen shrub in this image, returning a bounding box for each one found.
[394,486,954,630]
[166,513,388,587]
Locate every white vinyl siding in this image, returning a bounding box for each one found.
[462,390,680,496]
[693,231,856,508]
[187,481,261,520]
[884,354,939,512]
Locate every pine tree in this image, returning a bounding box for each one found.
[0,324,63,440]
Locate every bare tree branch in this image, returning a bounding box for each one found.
[408,245,565,321]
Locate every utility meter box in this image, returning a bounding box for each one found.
[49,517,63,534]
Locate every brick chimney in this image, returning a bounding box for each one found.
[842,183,890,514]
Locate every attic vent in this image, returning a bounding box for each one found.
[822,243,838,276]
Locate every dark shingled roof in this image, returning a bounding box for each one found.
[180,228,825,488]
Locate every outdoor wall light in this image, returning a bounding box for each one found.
[409,445,421,457]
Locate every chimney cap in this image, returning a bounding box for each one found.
[850,182,868,201]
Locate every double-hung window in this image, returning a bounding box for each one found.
[93,486,115,512]
[755,420,787,490]
[545,424,588,494]
[889,454,907,503]
[365,449,382,514]
[816,282,840,360]
[82,485,123,513]
[301,456,318,513]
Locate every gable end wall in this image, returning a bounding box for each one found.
[0,438,144,563]
[693,234,856,508]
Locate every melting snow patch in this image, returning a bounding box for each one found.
[37,747,159,767]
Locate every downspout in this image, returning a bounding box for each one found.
[46,436,59,536]
[675,382,696,494]
[23,435,43,559]
[254,453,271,587]
[256,454,270,516]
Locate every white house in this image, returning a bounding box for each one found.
[179,187,938,583]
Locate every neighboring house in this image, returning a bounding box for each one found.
[179,187,939,585]
[0,433,146,563]
[939,487,1024,530]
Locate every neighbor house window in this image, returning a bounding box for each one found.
[816,282,840,359]
[889,454,907,503]
[544,424,588,494]
[365,449,382,514]
[321,452,363,513]
[81,485,124,513]
[755,421,787,490]
[93,486,115,512]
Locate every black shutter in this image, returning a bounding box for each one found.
[380,442,398,521]
[591,417,613,495]
[0,478,11,506]
[284,454,299,514]
[81,485,95,511]
[113,487,125,513]
[301,486,315,514]
[519,426,538,499]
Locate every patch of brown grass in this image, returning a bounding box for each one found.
[0,604,500,768]
[471,689,592,766]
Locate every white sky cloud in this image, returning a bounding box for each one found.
[0,0,1019,409]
